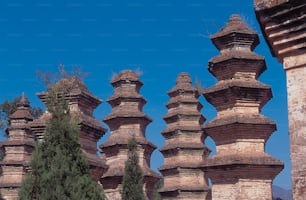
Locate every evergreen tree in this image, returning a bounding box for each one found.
[152,180,163,200]
[18,90,105,200]
[0,145,4,160]
[0,97,43,131]
[121,138,145,200]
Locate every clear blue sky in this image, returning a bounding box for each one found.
[0,0,290,189]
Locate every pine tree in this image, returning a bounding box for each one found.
[121,138,145,200]
[152,180,163,200]
[18,90,105,200]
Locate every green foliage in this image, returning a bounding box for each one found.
[121,138,145,200]
[0,145,4,160]
[0,97,43,131]
[152,180,163,200]
[18,90,105,200]
[36,63,89,89]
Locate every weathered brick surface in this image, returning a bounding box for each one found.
[1,188,19,200]
[0,94,34,200]
[100,70,160,200]
[286,58,306,199]
[32,77,108,181]
[254,1,306,198]
[159,73,210,200]
[203,14,283,200]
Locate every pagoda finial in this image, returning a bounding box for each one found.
[176,72,192,85]
[211,14,259,51]
[229,14,241,22]
[18,92,30,108]
[111,70,141,85]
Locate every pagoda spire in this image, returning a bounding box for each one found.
[0,93,34,200]
[159,73,211,200]
[100,70,160,200]
[202,14,284,200]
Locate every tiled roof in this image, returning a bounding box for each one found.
[204,114,276,129]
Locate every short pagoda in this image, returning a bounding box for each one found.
[100,70,160,200]
[202,14,284,200]
[159,73,211,200]
[31,77,107,181]
[0,94,34,200]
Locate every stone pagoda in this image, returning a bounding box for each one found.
[31,77,107,181]
[254,1,306,198]
[202,15,284,199]
[159,73,211,200]
[0,94,35,200]
[100,70,160,200]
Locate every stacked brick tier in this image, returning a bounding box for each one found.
[31,77,107,181]
[254,1,306,198]
[100,70,160,200]
[254,0,305,63]
[159,73,211,200]
[0,94,34,200]
[202,15,284,200]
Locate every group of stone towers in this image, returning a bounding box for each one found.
[1,7,301,199]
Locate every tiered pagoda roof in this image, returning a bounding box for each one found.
[254,0,306,64]
[31,77,107,181]
[202,15,284,200]
[100,70,160,200]
[159,73,211,200]
[0,94,35,199]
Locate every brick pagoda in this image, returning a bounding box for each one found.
[159,73,211,200]
[202,15,284,199]
[0,94,35,200]
[254,1,306,198]
[100,70,160,200]
[31,77,107,181]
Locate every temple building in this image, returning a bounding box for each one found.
[0,94,35,200]
[202,15,284,199]
[100,70,160,200]
[254,1,306,199]
[31,77,108,181]
[159,73,211,200]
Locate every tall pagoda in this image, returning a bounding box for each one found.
[202,15,284,199]
[100,70,160,200]
[31,77,107,181]
[0,94,34,200]
[159,73,211,200]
